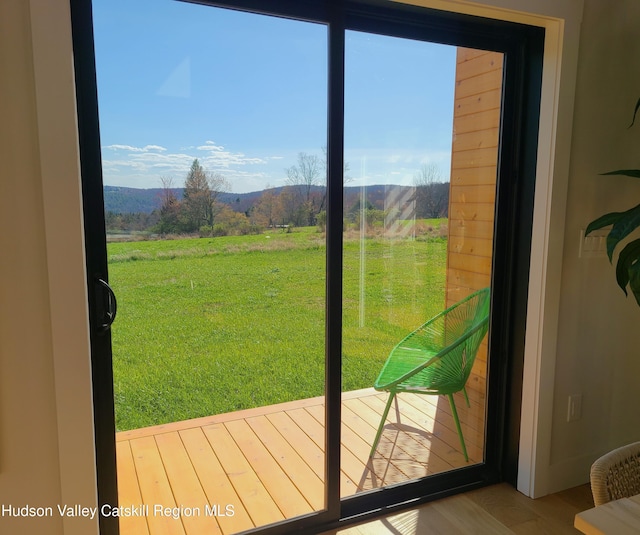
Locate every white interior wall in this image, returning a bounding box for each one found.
[0,1,65,534]
[547,0,640,493]
[30,0,99,532]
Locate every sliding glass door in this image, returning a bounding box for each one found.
[72,0,542,533]
[90,2,333,533]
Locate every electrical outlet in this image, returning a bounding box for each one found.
[567,394,582,422]
[579,229,608,258]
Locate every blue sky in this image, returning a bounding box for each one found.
[93,0,456,193]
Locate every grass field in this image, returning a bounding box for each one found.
[108,222,447,431]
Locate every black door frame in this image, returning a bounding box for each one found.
[70,0,543,533]
[70,2,119,534]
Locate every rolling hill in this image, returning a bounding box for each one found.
[103,184,403,214]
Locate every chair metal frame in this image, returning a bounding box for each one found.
[370,287,491,461]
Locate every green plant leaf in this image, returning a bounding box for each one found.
[629,97,640,128]
[615,238,640,295]
[607,203,640,261]
[601,169,640,179]
[628,260,640,307]
[585,212,623,237]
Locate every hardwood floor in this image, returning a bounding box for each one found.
[323,483,594,534]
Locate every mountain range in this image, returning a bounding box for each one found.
[103,184,406,214]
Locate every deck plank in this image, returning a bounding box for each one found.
[129,436,186,535]
[284,406,361,496]
[342,397,458,467]
[402,393,485,451]
[362,394,481,464]
[367,393,478,465]
[154,432,222,535]
[246,415,325,511]
[285,407,325,450]
[117,395,327,442]
[178,427,255,535]
[201,423,284,527]
[338,414,408,491]
[117,388,486,535]
[115,441,151,535]
[223,418,313,518]
[310,402,412,489]
[285,405,367,495]
[265,411,324,480]
[405,390,486,436]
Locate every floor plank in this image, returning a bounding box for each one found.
[430,493,516,534]
[465,483,540,528]
[324,484,594,535]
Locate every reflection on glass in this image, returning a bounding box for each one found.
[342,33,500,496]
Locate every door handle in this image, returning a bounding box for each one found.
[96,278,117,334]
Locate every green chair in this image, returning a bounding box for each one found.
[370,287,491,461]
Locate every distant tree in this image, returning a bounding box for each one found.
[286,152,324,226]
[159,175,177,208]
[284,149,352,227]
[278,186,301,227]
[105,210,160,233]
[252,188,280,228]
[414,163,449,218]
[182,159,230,232]
[204,170,230,226]
[182,159,210,231]
[347,197,375,219]
[346,198,383,230]
[157,175,182,234]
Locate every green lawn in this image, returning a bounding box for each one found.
[108,223,447,431]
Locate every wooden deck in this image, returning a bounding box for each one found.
[115,387,485,535]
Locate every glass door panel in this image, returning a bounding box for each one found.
[92,1,328,531]
[342,32,501,495]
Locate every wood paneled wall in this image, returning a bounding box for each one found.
[447,47,503,391]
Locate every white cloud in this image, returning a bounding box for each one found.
[198,141,225,152]
[104,144,167,153]
[104,144,142,152]
[101,139,282,191]
[196,140,267,167]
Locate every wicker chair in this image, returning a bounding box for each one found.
[590,441,640,506]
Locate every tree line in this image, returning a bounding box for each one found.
[106,156,449,236]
